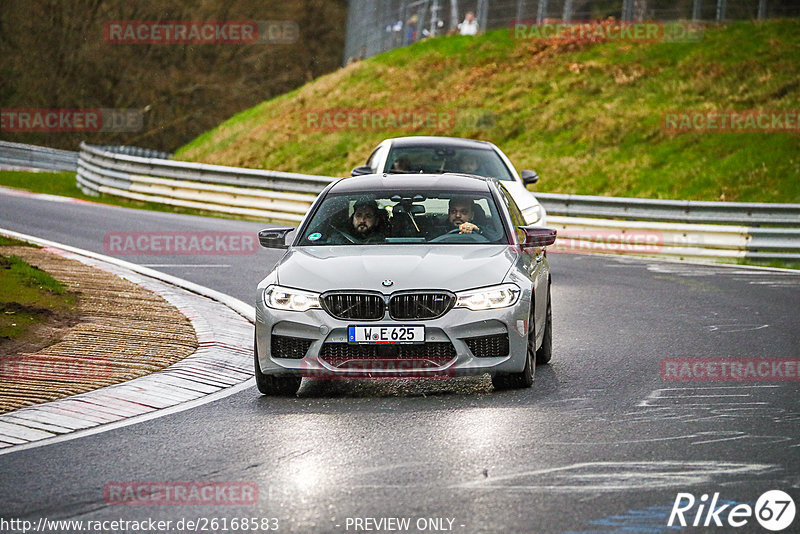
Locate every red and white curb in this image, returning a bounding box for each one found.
[0,228,256,455]
[0,184,96,205]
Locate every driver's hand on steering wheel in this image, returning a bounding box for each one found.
[459,222,480,234]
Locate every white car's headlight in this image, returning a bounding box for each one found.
[455,283,521,311]
[264,285,320,312]
[522,204,543,225]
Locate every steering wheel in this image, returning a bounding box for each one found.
[429,228,489,243]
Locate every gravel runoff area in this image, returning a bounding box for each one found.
[0,239,254,449]
[0,245,198,413]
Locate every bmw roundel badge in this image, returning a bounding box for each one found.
[382,280,394,287]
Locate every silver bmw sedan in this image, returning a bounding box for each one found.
[255,173,556,395]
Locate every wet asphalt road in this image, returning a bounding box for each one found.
[1,189,799,534]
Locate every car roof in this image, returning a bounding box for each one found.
[384,136,496,151]
[331,173,494,194]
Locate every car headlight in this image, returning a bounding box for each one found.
[264,285,320,312]
[522,204,543,225]
[455,283,520,311]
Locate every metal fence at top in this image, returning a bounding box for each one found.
[344,0,800,63]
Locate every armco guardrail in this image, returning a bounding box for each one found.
[73,142,800,262]
[0,141,78,172]
[77,142,331,223]
[536,192,800,227]
[545,217,800,262]
[93,144,173,160]
[536,192,800,262]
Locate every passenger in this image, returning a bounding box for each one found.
[347,198,386,242]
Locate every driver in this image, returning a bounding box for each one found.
[458,153,481,175]
[444,196,481,235]
[391,156,413,173]
[346,198,386,242]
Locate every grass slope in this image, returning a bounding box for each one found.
[0,243,75,341]
[175,20,800,202]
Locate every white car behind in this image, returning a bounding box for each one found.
[352,136,547,226]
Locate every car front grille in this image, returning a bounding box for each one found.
[321,291,455,321]
[389,292,455,320]
[464,334,510,358]
[271,335,313,359]
[320,342,456,368]
[322,293,385,320]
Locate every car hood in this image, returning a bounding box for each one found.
[276,245,517,293]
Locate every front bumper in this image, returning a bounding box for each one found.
[255,300,530,379]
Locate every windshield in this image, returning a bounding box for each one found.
[298,190,508,246]
[383,146,515,181]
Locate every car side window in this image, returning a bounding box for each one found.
[498,185,526,243]
[367,144,390,173]
[365,148,380,172]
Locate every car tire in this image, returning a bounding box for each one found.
[492,307,535,390]
[535,284,552,365]
[254,335,301,396]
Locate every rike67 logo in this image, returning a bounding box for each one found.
[669,490,796,531]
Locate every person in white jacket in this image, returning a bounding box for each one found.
[459,11,478,35]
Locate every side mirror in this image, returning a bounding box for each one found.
[520,170,539,185]
[258,227,294,249]
[519,226,556,248]
[351,166,373,177]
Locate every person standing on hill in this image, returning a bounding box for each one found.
[459,12,478,35]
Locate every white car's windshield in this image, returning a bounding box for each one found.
[298,191,509,246]
[384,146,515,181]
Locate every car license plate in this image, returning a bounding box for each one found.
[348,325,424,344]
